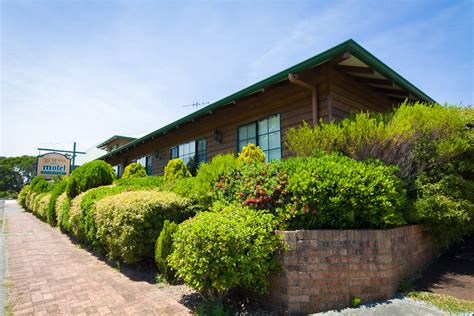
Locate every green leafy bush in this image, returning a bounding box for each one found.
[286,102,472,183]
[67,177,166,249]
[169,154,240,211]
[283,154,406,229]
[122,162,147,179]
[32,193,51,219]
[212,161,291,224]
[18,184,31,208]
[155,220,179,282]
[46,178,68,226]
[66,160,115,198]
[350,296,362,308]
[414,163,474,250]
[30,176,50,193]
[26,191,39,212]
[95,190,190,264]
[168,205,283,302]
[164,159,191,182]
[238,143,265,164]
[114,176,164,188]
[69,192,89,241]
[0,190,17,199]
[56,192,71,232]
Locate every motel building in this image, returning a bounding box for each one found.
[92,40,433,175]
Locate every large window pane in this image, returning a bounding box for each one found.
[259,134,269,150]
[258,119,268,135]
[247,124,256,138]
[268,149,281,161]
[239,126,247,139]
[268,115,280,132]
[268,131,280,150]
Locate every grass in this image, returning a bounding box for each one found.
[408,291,474,314]
[155,274,166,288]
[3,279,12,289]
[4,301,13,316]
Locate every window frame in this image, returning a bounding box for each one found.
[169,137,208,166]
[236,113,282,162]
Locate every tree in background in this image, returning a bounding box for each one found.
[0,156,36,197]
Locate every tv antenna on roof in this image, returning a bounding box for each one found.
[182,101,209,109]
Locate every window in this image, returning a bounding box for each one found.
[170,138,207,167]
[114,164,123,178]
[238,114,281,162]
[137,155,152,175]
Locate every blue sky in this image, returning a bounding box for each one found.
[1,0,473,157]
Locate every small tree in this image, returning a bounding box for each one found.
[122,162,147,179]
[164,159,191,182]
[155,220,179,282]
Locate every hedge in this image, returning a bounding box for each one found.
[55,192,70,231]
[169,205,283,301]
[66,160,115,198]
[95,190,191,264]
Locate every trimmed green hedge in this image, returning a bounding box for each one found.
[283,154,406,229]
[56,192,71,232]
[66,160,115,198]
[95,190,191,264]
[169,205,283,301]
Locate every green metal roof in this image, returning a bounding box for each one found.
[96,135,137,149]
[98,39,434,160]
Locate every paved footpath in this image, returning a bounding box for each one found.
[4,201,190,315]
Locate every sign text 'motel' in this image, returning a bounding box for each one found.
[36,153,71,179]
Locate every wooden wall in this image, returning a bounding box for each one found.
[104,66,395,175]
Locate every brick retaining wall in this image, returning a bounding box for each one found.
[266,225,432,314]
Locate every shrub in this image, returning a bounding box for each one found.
[95,191,191,264]
[30,176,50,194]
[164,159,191,182]
[114,176,164,188]
[26,191,39,212]
[122,162,147,179]
[286,102,472,183]
[415,171,474,250]
[18,185,31,208]
[155,220,179,282]
[283,154,406,229]
[66,160,115,198]
[170,154,240,211]
[238,143,265,164]
[212,161,291,225]
[168,205,283,302]
[0,190,17,199]
[350,296,362,308]
[69,192,89,241]
[34,193,51,219]
[56,192,71,232]
[46,178,68,226]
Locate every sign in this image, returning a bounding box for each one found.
[36,153,71,179]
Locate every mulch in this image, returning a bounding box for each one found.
[415,234,474,301]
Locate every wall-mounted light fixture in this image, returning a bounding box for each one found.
[213,129,223,144]
[154,150,160,159]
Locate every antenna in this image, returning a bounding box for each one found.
[182,101,210,109]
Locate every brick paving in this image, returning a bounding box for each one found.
[5,202,190,315]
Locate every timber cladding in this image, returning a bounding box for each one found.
[104,66,395,175]
[265,225,433,314]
